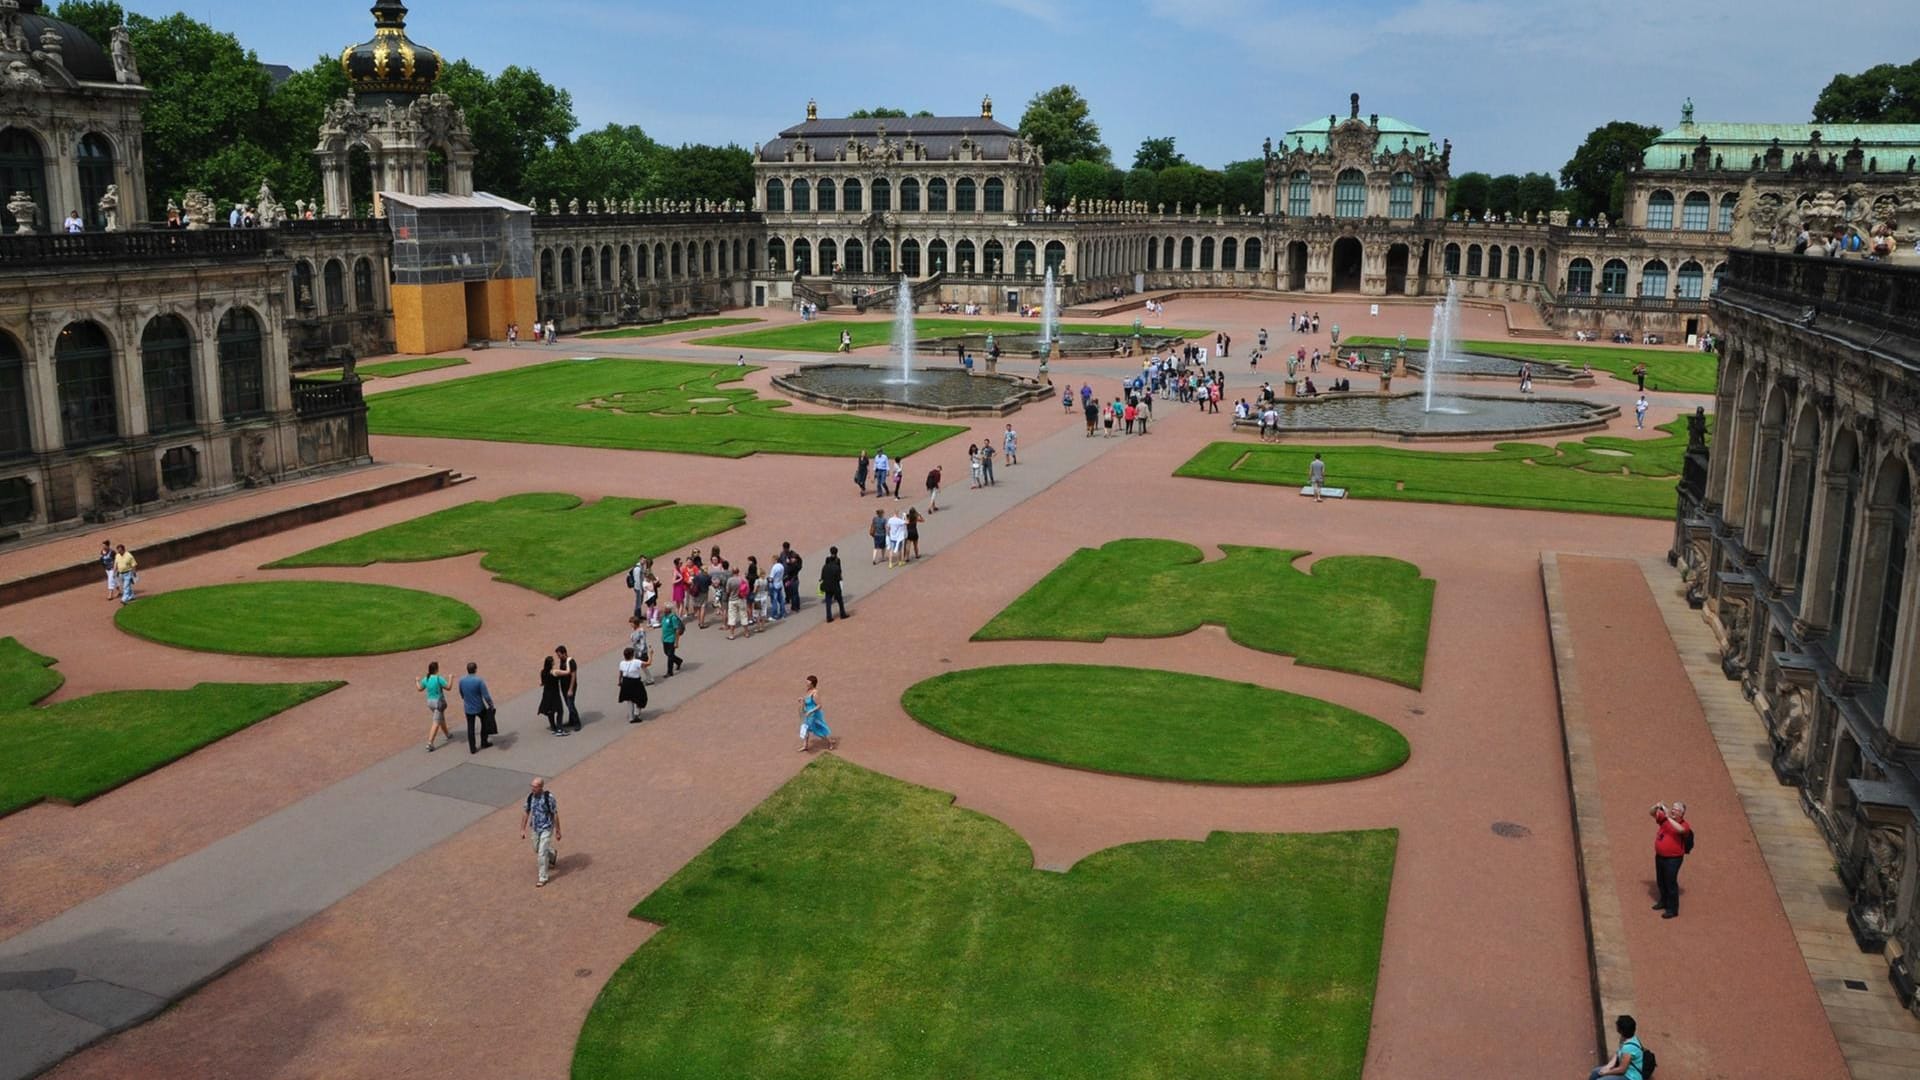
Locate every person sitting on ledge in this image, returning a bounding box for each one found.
[1302,378,1318,396]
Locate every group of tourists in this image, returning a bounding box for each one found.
[98,540,138,604]
[505,321,558,345]
[1287,311,1322,334]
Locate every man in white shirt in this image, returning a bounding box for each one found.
[885,511,908,569]
[1309,453,1327,503]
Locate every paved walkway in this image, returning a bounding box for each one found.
[1544,552,1849,1078]
[1635,556,1920,1080]
[0,413,1124,1080]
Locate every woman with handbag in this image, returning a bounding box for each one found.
[618,647,648,723]
[538,655,568,737]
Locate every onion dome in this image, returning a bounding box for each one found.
[339,0,443,106]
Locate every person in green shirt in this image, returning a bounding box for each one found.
[660,604,685,677]
[420,660,453,752]
[1587,1014,1645,1080]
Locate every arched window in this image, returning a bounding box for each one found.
[766,178,785,212]
[561,248,577,288]
[928,238,948,273]
[842,179,861,212]
[0,331,27,457]
[873,238,891,275]
[1466,244,1482,276]
[1222,237,1238,268]
[1287,171,1310,216]
[900,238,920,277]
[1334,169,1365,218]
[982,239,1003,275]
[1872,465,1912,692]
[1162,236,1174,267]
[293,260,317,312]
[1676,260,1704,299]
[817,181,835,212]
[354,257,376,308]
[1199,237,1215,269]
[1045,240,1066,273]
[1445,243,1462,276]
[956,178,977,213]
[1639,259,1669,298]
[653,243,665,279]
[77,133,115,230]
[703,240,714,274]
[843,238,864,274]
[900,178,920,211]
[1646,190,1674,229]
[602,247,614,284]
[984,177,1005,213]
[748,239,759,271]
[1567,257,1592,294]
[791,179,810,212]
[1719,193,1737,232]
[56,322,117,446]
[426,146,449,194]
[670,243,682,277]
[955,238,975,273]
[1713,261,1727,294]
[767,237,786,272]
[1420,178,1436,219]
[1506,245,1519,280]
[217,308,265,419]
[1243,237,1261,270]
[1389,171,1414,219]
[871,177,890,211]
[928,178,948,212]
[321,259,345,312]
[1524,248,1535,281]
[792,238,812,275]
[141,315,196,433]
[818,238,837,274]
[0,128,47,232]
[1601,258,1628,295]
[1488,246,1502,278]
[619,245,632,280]
[1014,240,1036,277]
[580,246,596,287]
[1681,192,1710,231]
[1180,236,1194,269]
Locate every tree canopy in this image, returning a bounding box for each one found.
[846,108,934,119]
[1018,85,1110,166]
[1559,121,1663,220]
[1813,59,1920,123]
[1132,137,1185,172]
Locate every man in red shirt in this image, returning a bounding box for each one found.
[1652,802,1691,919]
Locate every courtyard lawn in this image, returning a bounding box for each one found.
[902,664,1409,784]
[301,356,468,382]
[973,539,1434,688]
[1345,335,1718,394]
[1175,417,1699,520]
[573,756,1395,1080]
[366,358,964,458]
[115,581,481,657]
[0,637,339,816]
[699,317,1208,353]
[579,317,761,340]
[267,493,744,599]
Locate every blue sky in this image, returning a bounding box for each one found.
[153,0,1920,177]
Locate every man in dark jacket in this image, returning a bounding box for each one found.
[820,546,849,622]
[781,542,803,613]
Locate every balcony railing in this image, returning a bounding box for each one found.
[1719,249,1920,338]
[0,227,276,266]
[291,377,365,419]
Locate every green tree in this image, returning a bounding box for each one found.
[522,123,659,208]
[1813,59,1920,123]
[1042,160,1070,207]
[1123,167,1159,206]
[1450,171,1491,216]
[118,12,280,209]
[1515,172,1558,215]
[263,56,350,203]
[649,144,756,204]
[1486,174,1519,214]
[1155,164,1223,210]
[1018,84,1109,166]
[1559,121,1663,220]
[1062,159,1116,203]
[848,108,908,119]
[1132,136,1185,172]
[438,61,576,200]
[1221,159,1266,214]
[52,0,122,44]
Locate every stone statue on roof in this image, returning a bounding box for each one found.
[1681,98,1694,125]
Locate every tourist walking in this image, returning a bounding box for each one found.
[980,443,996,486]
[1062,388,1073,412]
[728,571,753,639]
[820,546,849,621]
[885,510,908,568]
[507,322,518,346]
[628,615,654,683]
[1519,362,1534,394]
[99,540,117,599]
[691,560,714,630]
[1652,801,1691,918]
[870,509,887,564]
[1635,394,1648,430]
[873,450,891,499]
[420,660,453,751]
[537,655,568,736]
[925,463,943,512]
[554,645,582,730]
[660,604,685,675]
[891,457,905,499]
[618,647,648,722]
[854,450,870,496]
[905,506,923,561]
[1003,424,1018,465]
[458,661,496,754]
[627,555,649,619]
[781,542,803,613]
[767,554,787,620]
[520,777,561,887]
[1584,1014,1647,1079]
[1633,362,1648,392]
[1310,453,1327,503]
[798,674,835,752]
[113,544,138,603]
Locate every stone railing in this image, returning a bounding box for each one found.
[1720,249,1920,338]
[281,218,391,235]
[0,227,276,265]
[291,377,365,420]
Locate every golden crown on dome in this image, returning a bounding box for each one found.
[339,0,443,103]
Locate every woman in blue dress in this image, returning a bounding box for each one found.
[798,674,835,752]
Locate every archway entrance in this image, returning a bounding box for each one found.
[1385,244,1410,295]
[1331,237,1363,293]
[1286,241,1308,291]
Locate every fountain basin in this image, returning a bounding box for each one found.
[919,331,1183,358]
[1230,392,1617,441]
[1399,350,1592,382]
[774,364,1052,418]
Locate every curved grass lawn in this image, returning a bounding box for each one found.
[700,317,1208,353]
[902,664,1408,784]
[574,756,1395,1080]
[0,637,340,816]
[1345,334,1717,394]
[580,317,760,340]
[975,539,1434,688]
[267,493,744,598]
[301,356,467,382]
[116,582,481,657]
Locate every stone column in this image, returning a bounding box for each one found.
[1836,506,1896,678]
[46,129,80,230]
[23,314,60,453]
[114,308,148,438]
[1721,392,1762,530]
[1742,424,1785,554]
[263,289,293,416]
[194,302,223,426]
[1770,446,1818,587]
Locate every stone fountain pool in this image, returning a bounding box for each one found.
[1235,392,1616,440]
[774,364,1050,417]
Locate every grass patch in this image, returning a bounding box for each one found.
[0,637,339,816]
[580,317,762,340]
[1345,335,1717,394]
[701,317,1208,353]
[268,493,744,599]
[573,756,1395,1080]
[902,664,1408,784]
[974,539,1433,688]
[367,358,964,459]
[116,581,481,657]
[301,357,468,382]
[1176,417,1702,519]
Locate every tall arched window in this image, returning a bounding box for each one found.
[767,237,786,272]
[141,315,196,433]
[955,239,975,273]
[562,249,576,287]
[1524,248,1535,281]
[217,308,265,419]
[1567,257,1593,294]
[1676,260,1705,300]
[871,177,890,211]
[0,331,32,457]
[1719,193,1737,232]
[928,238,947,273]
[928,178,947,212]
[1646,190,1675,229]
[293,260,317,312]
[1199,237,1215,270]
[670,243,682,277]
[1466,244,1482,276]
[1601,258,1628,295]
[816,181,835,212]
[792,238,812,275]
[982,239,1002,275]
[1389,172,1414,219]
[842,179,861,212]
[765,179,785,212]
[653,243,665,279]
[323,260,346,313]
[901,238,920,276]
[1334,169,1365,218]
[956,178,977,213]
[582,247,597,288]
[1713,261,1727,294]
[703,240,714,274]
[77,133,115,230]
[1420,178,1436,219]
[1180,236,1194,269]
[1681,192,1710,231]
[1444,243,1462,275]
[1639,259,1669,298]
[1287,171,1310,216]
[1488,246,1502,278]
[1872,464,1912,693]
[900,177,920,211]
[0,128,47,232]
[984,177,1005,213]
[873,238,891,275]
[56,322,117,446]
[843,238,864,274]
[354,257,375,308]
[791,179,810,212]
[1045,240,1066,273]
[602,247,614,284]
[1221,237,1238,268]
[1244,237,1261,270]
[1013,240,1036,277]
[818,238,837,273]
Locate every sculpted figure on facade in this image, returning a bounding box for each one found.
[181,189,214,230]
[1770,673,1813,776]
[254,180,284,226]
[110,23,140,84]
[96,183,119,231]
[1858,823,1907,937]
[6,189,36,232]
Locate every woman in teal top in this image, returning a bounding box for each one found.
[798,674,834,752]
[1588,1014,1645,1080]
[420,661,453,752]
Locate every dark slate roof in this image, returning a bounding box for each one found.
[758,116,1024,163]
[261,62,296,86]
[20,12,116,83]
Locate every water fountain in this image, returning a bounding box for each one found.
[1424,280,1458,413]
[890,274,915,384]
[1041,266,1060,348]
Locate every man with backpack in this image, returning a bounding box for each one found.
[520,777,562,888]
[1586,1013,1651,1079]
[1652,801,1692,919]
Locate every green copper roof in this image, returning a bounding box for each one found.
[1282,115,1438,156]
[1642,121,1920,172]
